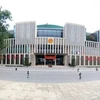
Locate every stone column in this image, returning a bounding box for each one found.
[96,56,97,66]
[64,55,67,66]
[5,55,7,64]
[55,59,56,66]
[30,54,35,66]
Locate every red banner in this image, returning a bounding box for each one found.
[44,55,56,60]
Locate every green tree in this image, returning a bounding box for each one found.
[24,55,31,67]
[86,35,96,41]
[71,56,76,67]
[0,6,12,55]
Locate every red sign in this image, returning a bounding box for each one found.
[44,55,56,60]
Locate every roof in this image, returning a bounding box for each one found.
[37,24,63,29]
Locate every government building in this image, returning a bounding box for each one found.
[1,21,100,66]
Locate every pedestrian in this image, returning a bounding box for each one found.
[79,72,81,79]
[77,68,79,72]
[77,66,79,72]
[27,70,29,78]
[96,67,98,71]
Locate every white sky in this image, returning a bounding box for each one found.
[1,0,100,32]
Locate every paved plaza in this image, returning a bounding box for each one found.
[0,66,100,100]
[0,80,100,100]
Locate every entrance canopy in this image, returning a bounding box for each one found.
[44,55,56,60]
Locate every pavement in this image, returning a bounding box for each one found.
[0,66,100,100]
[0,80,100,100]
[0,66,100,83]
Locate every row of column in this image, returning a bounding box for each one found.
[0,54,35,66]
[68,55,100,66]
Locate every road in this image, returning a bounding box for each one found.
[0,66,100,83]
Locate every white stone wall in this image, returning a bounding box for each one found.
[64,23,85,46]
[15,21,36,44]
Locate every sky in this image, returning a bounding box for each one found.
[1,0,100,32]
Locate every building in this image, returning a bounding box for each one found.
[1,21,100,66]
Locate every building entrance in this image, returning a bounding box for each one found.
[44,55,56,65]
[46,59,55,65]
[36,55,64,65]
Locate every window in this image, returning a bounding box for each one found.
[37,29,63,38]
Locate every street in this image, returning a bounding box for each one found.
[0,66,100,83]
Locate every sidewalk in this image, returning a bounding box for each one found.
[0,65,99,72]
[0,80,100,100]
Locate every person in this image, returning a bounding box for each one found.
[79,72,81,79]
[27,70,29,78]
[96,67,98,71]
[77,66,79,72]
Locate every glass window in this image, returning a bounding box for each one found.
[53,30,56,37]
[37,30,44,37]
[44,30,48,37]
[56,30,61,37]
[48,30,53,37]
[37,29,63,38]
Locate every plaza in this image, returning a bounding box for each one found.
[0,66,100,100]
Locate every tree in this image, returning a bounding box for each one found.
[24,55,31,67]
[86,35,96,41]
[71,56,76,67]
[0,6,12,55]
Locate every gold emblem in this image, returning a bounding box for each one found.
[48,38,53,44]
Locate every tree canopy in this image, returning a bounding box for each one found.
[86,34,96,41]
[0,7,12,54]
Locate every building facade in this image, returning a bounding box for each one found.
[1,21,100,66]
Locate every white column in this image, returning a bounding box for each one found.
[60,39,61,54]
[96,56,97,66]
[57,38,59,53]
[5,54,7,64]
[50,44,51,54]
[47,38,48,53]
[42,38,43,53]
[55,39,56,53]
[32,44,33,54]
[64,55,67,66]
[8,39,9,54]
[70,55,71,64]
[31,54,35,66]
[63,39,64,54]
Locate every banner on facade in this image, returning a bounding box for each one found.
[48,38,54,44]
[44,55,56,60]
